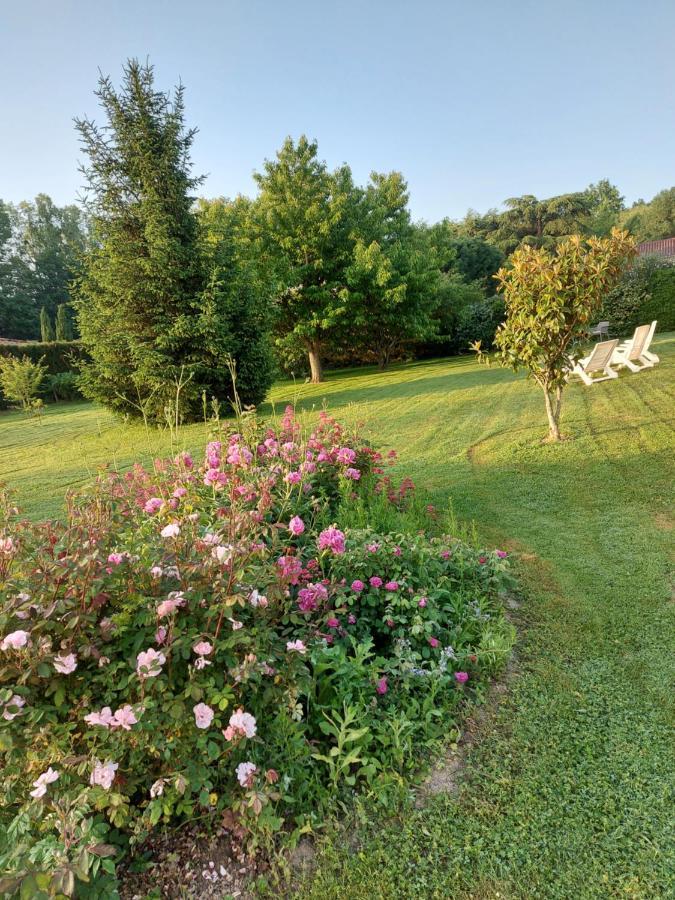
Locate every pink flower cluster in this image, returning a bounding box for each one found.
[85,704,139,730]
[223,708,257,741]
[318,526,345,555]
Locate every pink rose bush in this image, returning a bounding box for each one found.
[0,408,513,895]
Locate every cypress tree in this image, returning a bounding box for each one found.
[55,304,73,341]
[40,306,55,342]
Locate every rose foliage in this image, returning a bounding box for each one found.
[0,408,514,896]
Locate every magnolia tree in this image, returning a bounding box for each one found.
[487,228,635,441]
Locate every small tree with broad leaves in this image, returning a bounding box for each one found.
[480,228,635,442]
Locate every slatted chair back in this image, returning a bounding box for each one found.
[585,339,618,373]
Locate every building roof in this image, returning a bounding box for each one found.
[636,237,675,258]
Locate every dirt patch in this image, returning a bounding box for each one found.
[415,660,516,807]
[119,824,262,899]
[654,511,673,531]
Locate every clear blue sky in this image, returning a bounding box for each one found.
[2,0,674,222]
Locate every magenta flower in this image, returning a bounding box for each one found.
[318,526,345,554]
[496,550,508,559]
[376,677,388,695]
[344,467,361,481]
[288,515,305,536]
[385,581,399,592]
[326,617,340,629]
[285,471,302,484]
[351,579,364,592]
[107,552,124,565]
[348,614,357,624]
[418,596,428,608]
[144,497,163,515]
[369,576,383,588]
[455,671,469,684]
[428,637,440,649]
[336,447,357,465]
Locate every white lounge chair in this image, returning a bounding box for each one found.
[568,339,619,385]
[611,321,659,372]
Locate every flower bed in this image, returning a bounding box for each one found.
[0,409,514,896]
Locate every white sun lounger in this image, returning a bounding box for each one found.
[611,321,659,372]
[568,339,619,385]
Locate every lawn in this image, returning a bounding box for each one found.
[2,335,674,897]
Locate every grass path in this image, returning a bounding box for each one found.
[1,337,674,897]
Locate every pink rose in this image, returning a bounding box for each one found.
[351,579,364,592]
[193,702,214,729]
[288,516,305,536]
[376,677,388,695]
[455,671,469,684]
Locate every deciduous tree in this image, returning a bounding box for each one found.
[487,229,635,441]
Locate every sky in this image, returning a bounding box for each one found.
[2,0,674,222]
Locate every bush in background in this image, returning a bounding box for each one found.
[455,295,506,352]
[602,255,675,334]
[0,355,47,411]
[0,409,514,896]
[46,371,83,402]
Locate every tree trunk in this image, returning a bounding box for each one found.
[542,385,563,441]
[307,343,323,384]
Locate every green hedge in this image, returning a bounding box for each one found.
[602,257,675,335]
[0,341,87,374]
[643,268,675,331]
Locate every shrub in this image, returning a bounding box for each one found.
[0,341,87,375]
[46,371,83,402]
[0,355,47,410]
[602,255,675,334]
[0,409,514,895]
[455,295,505,352]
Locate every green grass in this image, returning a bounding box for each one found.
[2,337,674,897]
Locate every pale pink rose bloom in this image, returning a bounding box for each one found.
[160,523,180,538]
[3,694,25,720]
[194,656,211,670]
[193,702,214,729]
[202,532,221,545]
[228,618,243,631]
[112,705,138,730]
[212,545,232,563]
[1,630,30,651]
[224,708,257,739]
[144,497,163,514]
[157,598,180,617]
[53,653,77,674]
[236,761,258,787]
[29,766,59,799]
[90,760,118,790]
[107,552,124,565]
[0,536,15,553]
[248,589,267,608]
[150,778,165,798]
[286,639,307,654]
[136,648,166,678]
[150,566,163,579]
[84,706,115,728]
[193,641,213,656]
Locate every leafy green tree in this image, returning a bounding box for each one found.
[0,201,35,339]
[74,60,271,420]
[620,187,675,242]
[253,136,355,382]
[584,179,624,236]
[487,229,635,441]
[40,306,55,342]
[195,196,274,405]
[55,304,73,341]
[346,172,439,367]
